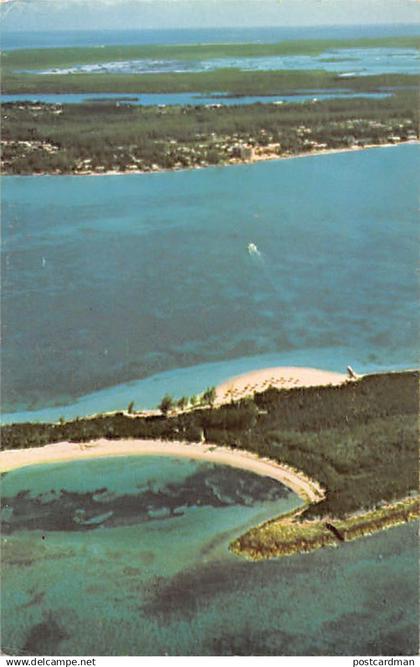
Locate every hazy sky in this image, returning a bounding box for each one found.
[1,0,420,32]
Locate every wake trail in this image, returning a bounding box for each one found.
[247,242,282,298]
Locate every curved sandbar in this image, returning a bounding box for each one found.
[215,366,349,404]
[0,438,324,504]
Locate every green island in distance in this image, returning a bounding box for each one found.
[2,370,419,560]
[2,35,419,95]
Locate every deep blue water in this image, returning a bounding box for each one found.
[1,456,418,656]
[2,24,420,51]
[1,144,418,422]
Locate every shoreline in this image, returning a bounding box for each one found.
[1,364,355,425]
[215,366,349,404]
[0,438,325,504]
[2,436,417,561]
[3,140,418,179]
[3,363,416,426]
[231,495,420,560]
[2,369,418,561]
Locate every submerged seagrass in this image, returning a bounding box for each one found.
[2,454,418,655]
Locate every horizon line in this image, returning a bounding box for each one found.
[3,21,420,34]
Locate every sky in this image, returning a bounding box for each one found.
[1,0,420,32]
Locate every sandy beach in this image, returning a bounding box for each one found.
[215,366,349,404]
[0,438,324,503]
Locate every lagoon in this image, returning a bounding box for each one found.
[0,90,391,107]
[1,455,300,654]
[1,455,418,655]
[1,144,419,421]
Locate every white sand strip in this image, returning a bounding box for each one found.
[215,366,348,403]
[0,438,324,503]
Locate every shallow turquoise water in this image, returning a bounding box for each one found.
[1,456,417,656]
[27,47,420,76]
[1,455,301,654]
[0,90,391,106]
[2,145,418,421]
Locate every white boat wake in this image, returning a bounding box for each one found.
[247,242,261,257]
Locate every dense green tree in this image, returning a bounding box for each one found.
[202,386,217,406]
[2,92,417,175]
[159,394,174,415]
[177,396,189,410]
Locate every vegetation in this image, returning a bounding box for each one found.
[159,394,174,416]
[202,386,217,407]
[2,36,418,97]
[3,36,419,70]
[2,371,418,525]
[176,396,189,410]
[3,68,418,96]
[231,497,420,559]
[2,92,418,175]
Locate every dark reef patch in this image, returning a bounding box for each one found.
[139,555,307,621]
[207,627,298,656]
[23,614,69,656]
[361,625,419,657]
[1,464,288,534]
[141,560,253,620]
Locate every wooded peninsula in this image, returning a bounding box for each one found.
[2,370,418,559]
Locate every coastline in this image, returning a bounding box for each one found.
[1,362,358,425]
[2,370,418,561]
[0,437,325,504]
[3,140,418,179]
[2,361,415,427]
[215,366,349,404]
[231,495,420,560]
[2,436,417,561]
[80,141,417,177]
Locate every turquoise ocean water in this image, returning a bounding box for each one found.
[1,456,418,656]
[1,144,419,422]
[0,91,392,106]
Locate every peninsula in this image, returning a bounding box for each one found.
[2,368,418,560]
